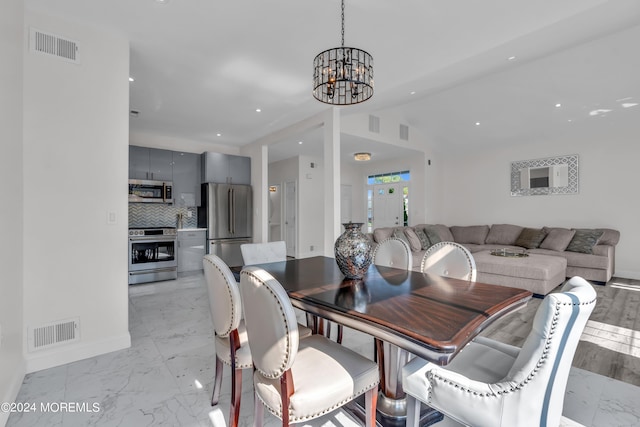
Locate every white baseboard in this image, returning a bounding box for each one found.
[25,332,131,374]
[613,270,640,280]
[0,357,26,427]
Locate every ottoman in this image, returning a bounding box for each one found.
[473,250,567,296]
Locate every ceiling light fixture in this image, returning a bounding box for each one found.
[312,0,373,105]
[354,152,371,161]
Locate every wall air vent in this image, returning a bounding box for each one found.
[368,115,380,133]
[28,318,79,351]
[29,28,80,64]
[399,124,409,141]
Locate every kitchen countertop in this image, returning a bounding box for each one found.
[177,228,207,232]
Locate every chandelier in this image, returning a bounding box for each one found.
[312,0,374,105]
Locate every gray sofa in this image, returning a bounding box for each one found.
[368,224,620,295]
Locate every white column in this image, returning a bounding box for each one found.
[323,108,341,256]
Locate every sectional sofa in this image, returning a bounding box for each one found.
[368,224,619,295]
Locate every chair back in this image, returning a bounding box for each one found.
[501,276,596,426]
[239,266,300,379]
[203,254,242,338]
[420,241,476,281]
[372,237,412,270]
[241,241,287,265]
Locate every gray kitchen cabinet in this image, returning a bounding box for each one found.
[172,151,201,206]
[177,229,206,273]
[128,146,173,181]
[201,152,251,184]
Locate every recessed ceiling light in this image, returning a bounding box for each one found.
[475,122,481,126]
[354,152,371,161]
[555,103,562,108]
[155,0,170,4]
[507,56,517,61]
[622,103,638,108]
[256,108,261,113]
[216,133,222,137]
[298,141,303,145]
[410,91,416,95]
[129,77,134,82]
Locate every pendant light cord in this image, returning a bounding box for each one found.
[341,0,345,47]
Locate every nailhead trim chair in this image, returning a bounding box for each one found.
[402,276,596,427]
[203,254,311,427]
[240,266,380,427]
[372,237,412,271]
[420,241,477,281]
[241,241,343,343]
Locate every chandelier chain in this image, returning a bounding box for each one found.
[341,0,345,47]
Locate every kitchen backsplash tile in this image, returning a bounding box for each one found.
[129,204,198,228]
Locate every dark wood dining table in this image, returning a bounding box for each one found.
[248,256,532,425]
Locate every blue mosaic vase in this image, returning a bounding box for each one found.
[334,222,372,279]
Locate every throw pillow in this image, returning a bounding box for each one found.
[485,224,524,245]
[414,227,431,250]
[423,226,442,245]
[515,228,547,249]
[373,227,394,244]
[403,228,422,252]
[450,225,490,244]
[566,229,605,254]
[393,228,411,247]
[539,227,576,252]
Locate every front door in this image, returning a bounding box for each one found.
[372,183,403,229]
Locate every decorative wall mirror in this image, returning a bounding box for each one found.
[510,154,578,196]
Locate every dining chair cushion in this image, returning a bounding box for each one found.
[214,320,254,369]
[204,254,243,338]
[253,335,380,422]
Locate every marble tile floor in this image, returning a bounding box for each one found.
[7,273,640,427]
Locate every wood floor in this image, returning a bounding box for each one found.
[480,276,640,386]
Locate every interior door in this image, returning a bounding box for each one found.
[372,183,403,229]
[284,181,297,257]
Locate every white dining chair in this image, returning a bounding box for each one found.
[239,266,380,427]
[372,237,412,270]
[402,276,596,427]
[240,241,287,265]
[420,241,477,281]
[202,254,253,427]
[240,241,343,342]
[203,254,311,427]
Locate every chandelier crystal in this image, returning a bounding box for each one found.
[313,0,374,105]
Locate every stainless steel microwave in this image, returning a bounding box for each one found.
[128,179,173,204]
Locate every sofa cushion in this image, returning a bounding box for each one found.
[596,228,620,246]
[566,229,604,254]
[415,224,454,244]
[529,248,609,270]
[485,224,524,245]
[515,228,547,249]
[450,225,490,245]
[413,227,431,250]
[373,227,395,243]
[539,227,576,252]
[403,228,422,252]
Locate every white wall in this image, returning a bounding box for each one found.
[439,118,640,279]
[268,155,325,258]
[130,131,241,156]
[0,0,26,422]
[22,11,131,371]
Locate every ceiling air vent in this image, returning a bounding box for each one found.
[399,124,409,141]
[368,115,380,133]
[28,317,80,352]
[29,28,80,64]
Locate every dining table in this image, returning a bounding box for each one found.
[248,256,532,426]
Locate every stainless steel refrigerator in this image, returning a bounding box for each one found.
[199,183,252,267]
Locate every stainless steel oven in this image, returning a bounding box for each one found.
[128,227,178,284]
